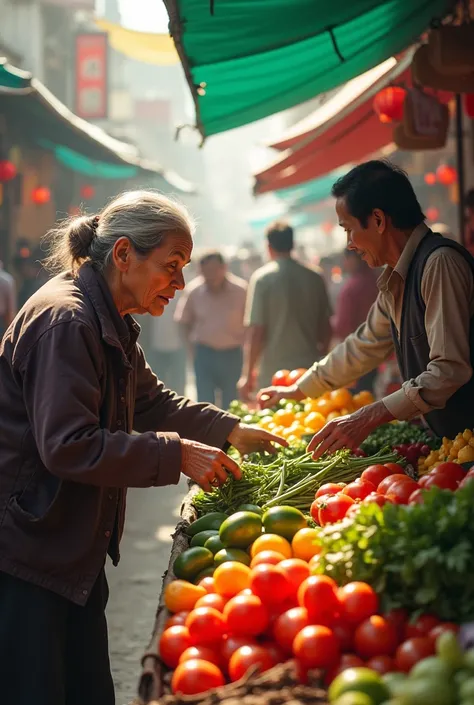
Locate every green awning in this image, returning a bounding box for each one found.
[164,0,452,139]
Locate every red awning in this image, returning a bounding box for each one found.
[254,53,413,195]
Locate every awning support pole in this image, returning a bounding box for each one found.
[455,93,466,245]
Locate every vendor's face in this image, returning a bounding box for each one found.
[112,231,192,316]
[336,197,387,268]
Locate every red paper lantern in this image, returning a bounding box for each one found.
[426,206,440,222]
[464,94,474,119]
[80,184,95,200]
[436,164,457,186]
[321,221,333,234]
[424,173,436,186]
[0,160,17,182]
[32,187,51,205]
[373,87,406,123]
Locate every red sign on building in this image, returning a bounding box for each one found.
[75,33,108,119]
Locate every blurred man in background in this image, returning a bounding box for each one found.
[238,221,331,398]
[332,248,379,393]
[175,251,247,408]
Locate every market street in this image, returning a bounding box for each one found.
[107,478,188,705]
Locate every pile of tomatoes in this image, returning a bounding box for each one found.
[309,461,469,526]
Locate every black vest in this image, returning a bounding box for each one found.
[390,231,474,439]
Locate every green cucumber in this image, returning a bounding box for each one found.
[186,512,228,537]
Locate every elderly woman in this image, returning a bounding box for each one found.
[0,191,283,705]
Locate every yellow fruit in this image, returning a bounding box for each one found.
[164,581,207,613]
[273,409,295,428]
[259,415,275,429]
[250,533,292,559]
[304,400,320,414]
[457,445,474,463]
[213,562,251,597]
[453,438,467,451]
[463,429,473,441]
[326,411,340,422]
[295,411,305,421]
[353,390,375,409]
[330,388,353,410]
[316,398,337,417]
[304,411,326,432]
[292,528,321,561]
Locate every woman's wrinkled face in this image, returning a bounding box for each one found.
[112,231,193,316]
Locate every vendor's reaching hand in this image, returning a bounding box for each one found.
[257,385,305,409]
[227,422,288,456]
[181,439,242,492]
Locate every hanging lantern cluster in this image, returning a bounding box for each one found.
[32,187,51,205]
[436,164,457,186]
[0,160,17,182]
[424,172,436,185]
[373,86,407,123]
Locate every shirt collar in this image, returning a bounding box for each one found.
[377,222,430,292]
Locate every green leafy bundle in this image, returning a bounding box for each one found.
[316,481,474,622]
[360,421,439,455]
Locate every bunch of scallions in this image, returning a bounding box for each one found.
[193,446,402,517]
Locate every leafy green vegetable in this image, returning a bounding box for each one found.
[360,422,439,456]
[316,481,474,622]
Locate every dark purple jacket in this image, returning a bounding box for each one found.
[0,263,238,604]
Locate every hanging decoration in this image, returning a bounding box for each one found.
[426,206,440,221]
[0,160,17,182]
[80,184,95,200]
[424,173,436,185]
[32,187,51,205]
[436,164,457,186]
[464,94,474,119]
[373,86,407,123]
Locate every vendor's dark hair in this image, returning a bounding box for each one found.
[43,190,194,274]
[331,160,425,229]
[266,221,294,253]
[199,251,225,267]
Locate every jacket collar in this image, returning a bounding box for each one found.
[377,223,430,293]
[77,263,140,361]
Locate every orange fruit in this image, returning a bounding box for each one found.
[250,550,286,568]
[326,411,340,422]
[316,398,337,417]
[308,555,321,574]
[304,411,326,432]
[330,388,353,410]
[213,562,251,597]
[304,399,320,414]
[164,581,207,613]
[250,533,292,559]
[273,409,295,428]
[353,390,375,409]
[291,528,321,562]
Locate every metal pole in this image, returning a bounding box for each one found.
[455,94,466,245]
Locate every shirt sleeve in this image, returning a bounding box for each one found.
[244,274,265,327]
[383,248,473,420]
[19,321,182,489]
[133,344,239,444]
[298,294,394,398]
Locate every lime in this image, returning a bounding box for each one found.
[219,511,262,548]
[173,546,214,581]
[190,530,219,547]
[381,673,407,697]
[214,548,251,566]
[410,656,452,681]
[400,677,456,705]
[204,534,225,555]
[333,693,374,705]
[460,680,474,701]
[262,506,307,540]
[328,668,390,705]
[436,631,464,670]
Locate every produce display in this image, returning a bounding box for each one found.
[419,428,474,472]
[359,421,438,460]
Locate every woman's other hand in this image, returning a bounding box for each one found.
[256,385,304,409]
[181,439,242,492]
[227,423,288,456]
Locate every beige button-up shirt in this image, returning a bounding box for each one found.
[298,224,474,421]
[175,273,247,350]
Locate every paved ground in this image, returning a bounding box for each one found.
[107,477,189,705]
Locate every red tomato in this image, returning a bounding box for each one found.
[228,645,274,681]
[221,635,257,664]
[332,619,355,652]
[223,594,269,637]
[185,607,227,645]
[287,368,307,385]
[418,475,431,488]
[424,473,458,491]
[354,615,398,659]
[278,558,310,593]
[178,646,221,667]
[297,575,340,624]
[386,479,419,505]
[293,625,340,670]
[394,637,435,672]
[164,611,190,630]
[383,608,408,642]
[342,479,377,501]
[263,641,286,666]
[250,550,286,568]
[377,473,409,495]
[315,482,347,499]
[429,623,459,643]
[384,463,405,474]
[159,625,193,668]
[317,494,355,526]
[250,564,293,606]
[366,655,396,675]
[198,577,216,594]
[338,582,379,625]
[433,462,466,484]
[408,488,425,505]
[171,659,225,695]
[361,465,394,487]
[274,606,310,653]
[404,614,440,640]
[362,492,391,507]
[325,654,365,685]
[271,370,290,386]
[195,593,227,612]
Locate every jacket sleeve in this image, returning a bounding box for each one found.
[133,344,239,447]
[19,321,182,489]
